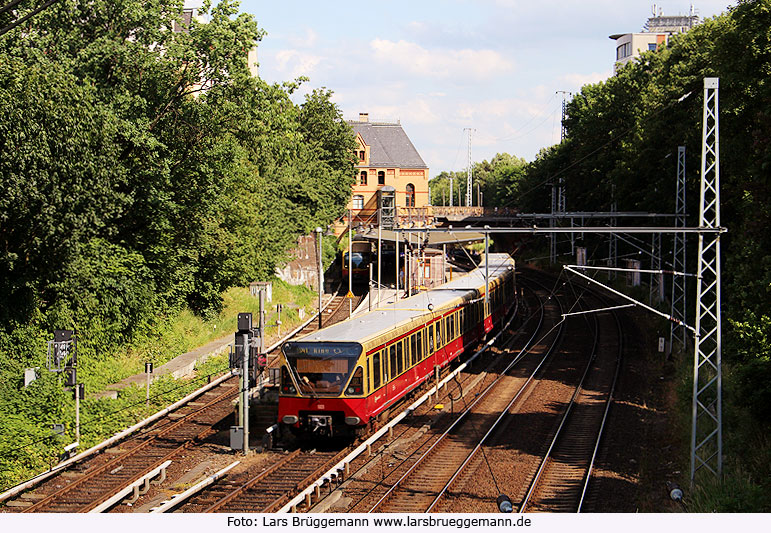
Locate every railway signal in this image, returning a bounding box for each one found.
[47,330,82,443]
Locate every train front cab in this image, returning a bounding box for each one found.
[278,341,368,436]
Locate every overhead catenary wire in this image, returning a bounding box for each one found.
[504,89,697,206]
[0,0,61,38]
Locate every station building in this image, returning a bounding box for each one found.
[340,113,429,232]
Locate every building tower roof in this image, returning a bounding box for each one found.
[349,116,427,169]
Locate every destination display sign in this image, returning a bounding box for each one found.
[283,342,362,359]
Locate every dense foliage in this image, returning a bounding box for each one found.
[430,153,527,207]
[502,1,771,435]
[0,0,355,488]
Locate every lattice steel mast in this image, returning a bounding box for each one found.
[465,128,474,207]
[691,78,722,485]
[671,146,687,352]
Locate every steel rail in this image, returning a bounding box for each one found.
[520,293,600,513]
[369,281,565,513]
[22,383,240,512]
[89,460,173,513]
[310,291,530,513]
[577,295,625,512]
[150,461,240,513]
[424,283,552,512]
[519,284,625,513]
[203,450,302,512]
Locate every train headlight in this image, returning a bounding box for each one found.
[344,416,361,426]
[282,415,299,425]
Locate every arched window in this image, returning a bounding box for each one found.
[406,183,415,207]
[360,171,367,185]
[377,171,385,185]
[353,195,364,210]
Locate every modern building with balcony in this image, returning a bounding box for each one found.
[610,6,700,73]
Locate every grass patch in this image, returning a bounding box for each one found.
[671,351,771,512]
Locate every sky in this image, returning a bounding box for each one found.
[207,1,736,178]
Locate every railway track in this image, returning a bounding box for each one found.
[519,289,623,512]
[3,268,630,514]
[2,286,366,514]
[336,277,561,513]
[16,380,240,512]
[176,448,349,513]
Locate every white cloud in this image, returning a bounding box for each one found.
[561,70,612,89]
[274,49,322,79]
[288,28,318,48]
[369,39,514,80]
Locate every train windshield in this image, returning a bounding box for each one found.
[282,342,362,395]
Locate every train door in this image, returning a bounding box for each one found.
[371,350,382,417]
[428,324,435,361]
[388,344,397,398]
[436,320,444,364]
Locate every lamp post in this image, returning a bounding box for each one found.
[377,209,382,308]
[315,227,323,329]
[484,226,490,311]
[348,210,353,317]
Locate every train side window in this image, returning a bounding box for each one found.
[428,325,434,354]
[417,331,423,360]
[373,352,381,389]
[410,334,417,366]
[389,345,396,379]
[438,321,443,347]
[396,341,404,375]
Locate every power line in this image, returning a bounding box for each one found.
[0,0,61,38]
[0,0,27,16]
[505,89,696,207]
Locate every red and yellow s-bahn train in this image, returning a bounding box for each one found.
[277,253,516,437]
